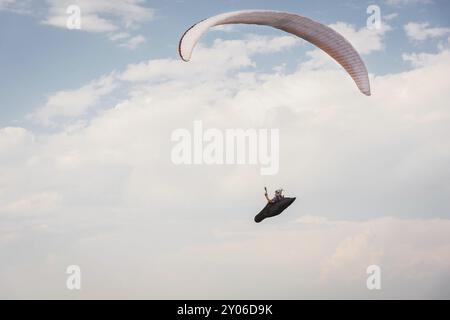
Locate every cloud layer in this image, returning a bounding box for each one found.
[1,21,450,298]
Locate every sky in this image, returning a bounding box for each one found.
[1,0,450,299]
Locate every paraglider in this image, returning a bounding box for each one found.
[255,187,296,223]
[178,10,371,95]
[178,10,371,222]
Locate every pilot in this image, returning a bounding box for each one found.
[265,189,284,204]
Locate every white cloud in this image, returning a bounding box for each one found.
[1,213,449,298]
[28,74,117,126]
[119,34,146,50]
[41,0,153,48]
[402,49,450,67]
[0,127,34,151]
[0,0,31,14]
[1,192,61,216]
[2,35,450,298]
[120,35,300,82]
[44,12,118,33]
[43,0,153,30]
[166,216,450,299]
[384,13,399,21]
[108,32,130,41]
[108,32,148,49]
[404,22,450,42]
[3,1,152,49]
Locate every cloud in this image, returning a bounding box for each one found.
[41,0,153,48]
[42,0,154,30]
[402,49,450,67]
[108,32,130,41]
[0,0,31,14]
[384,13,399,21]
[120,35,300,82]
[1,213,449,298]
[404,22,450,42]
[0,127,34,152]
[1,192,61,216]
[167,216,450,299]
[2,35,450,298]
[118,34,146,50]
[28,74,117,126]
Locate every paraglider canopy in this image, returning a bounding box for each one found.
[179,10,371,96]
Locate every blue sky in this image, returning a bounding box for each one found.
[1,0,450,299]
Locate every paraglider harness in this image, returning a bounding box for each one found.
[255,188,296,223]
